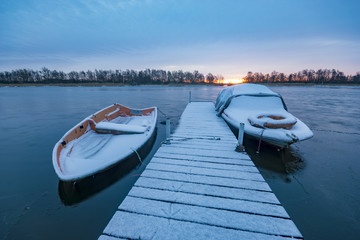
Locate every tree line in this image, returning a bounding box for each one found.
[244,69,360,84]
[1,67,359,85]
[0,68,224,84]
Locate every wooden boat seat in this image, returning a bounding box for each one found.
[95,122,147,134]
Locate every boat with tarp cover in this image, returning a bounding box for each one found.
[215,83,313,148]
[52,104,157,181]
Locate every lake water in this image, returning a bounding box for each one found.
[0,85,359,239]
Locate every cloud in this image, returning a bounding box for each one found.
[0,0,359,76]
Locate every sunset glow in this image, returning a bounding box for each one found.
[222,78,244,84]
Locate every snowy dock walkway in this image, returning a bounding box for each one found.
[99,102,303,240]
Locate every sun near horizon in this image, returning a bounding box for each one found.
[221,78,245,85]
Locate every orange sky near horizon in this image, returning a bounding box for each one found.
[221,78,244,84]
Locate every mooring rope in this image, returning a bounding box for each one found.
[170,136,221,141]
[130,147,142,164]
[256,129,265,154]
[157,108,168,118]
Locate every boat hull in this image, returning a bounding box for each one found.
[217,84,313,149]
[58,128,157,205]
[222,112,295,148]
[52,104,157,181]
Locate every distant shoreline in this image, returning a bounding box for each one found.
[1,82,359,87]
[0,83,220,87]
[2,68,359,86]
[262,82,360,86]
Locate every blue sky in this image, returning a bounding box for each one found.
[1,0,359,78]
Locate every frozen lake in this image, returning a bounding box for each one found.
[0,85,359,239]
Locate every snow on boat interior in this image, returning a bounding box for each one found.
[52,104,157,181]
[215,83,313,148]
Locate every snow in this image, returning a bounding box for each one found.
[248,113,297,128]
[215,83,281,115]
[96,122,148,134]
[117,196,301,237]
[174,127,234,137]
[59,130,144,180]
[142,169,271,191]
[223,95,313,144]
[168,141,239,151]
[134,177,280,204]
[98,235,126,240]
[156,145,246,159]
[231,83,279,96]
[216,84,313,147]
[127,186,289,218]
[146,162,264,181]
[169,137,238,145]
[99,102,302,239]
[107,107,120,116]
[225,94,285,114]
[154,152,254,166]
[151,156,258,172]
[102,211,289,240]
[55,110,156,181]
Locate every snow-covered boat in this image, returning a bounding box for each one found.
[52,104,157,181]
[215,83,313,148]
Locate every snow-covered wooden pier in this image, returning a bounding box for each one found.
[99,102,303,239]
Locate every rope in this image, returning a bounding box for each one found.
[286,132,299,142]
[130,147,142,164]
[170,136,221,141]
[157,108,168,118]
[256,129,265,154]
[161,139,171,145]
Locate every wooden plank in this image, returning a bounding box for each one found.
[98,235,127,240]
[170,135,237,144]
[128,186,289,218]
[103,211,290,240]
[167,141,238,151]
[151,157,258,172]
[117,197,302,237]
[141,169,272,192]
[153,152,254,166]
[134,177,281,204]
[174,129,234,138]
[170,134,236,141]
[161,143,238,152]
[146,162,265,181]
[156,146,247,159]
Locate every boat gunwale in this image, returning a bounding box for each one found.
[221,104,313,148]
[221,112,292,148]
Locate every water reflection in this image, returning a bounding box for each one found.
[244,137,305,175]
[229,124,305,177]
[58,130,157,205]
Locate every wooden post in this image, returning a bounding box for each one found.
[235,123,245,152]
[165,118,171,144]
[189,91,192,103]
[238,123,244,145]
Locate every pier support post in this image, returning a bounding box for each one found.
[189,91,192,103]
[235,122,245,152]
[165,118,171,144]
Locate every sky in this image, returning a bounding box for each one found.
[0,0,359,78]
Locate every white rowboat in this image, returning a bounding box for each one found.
[215,83,313,148]
[52,104,157,181]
